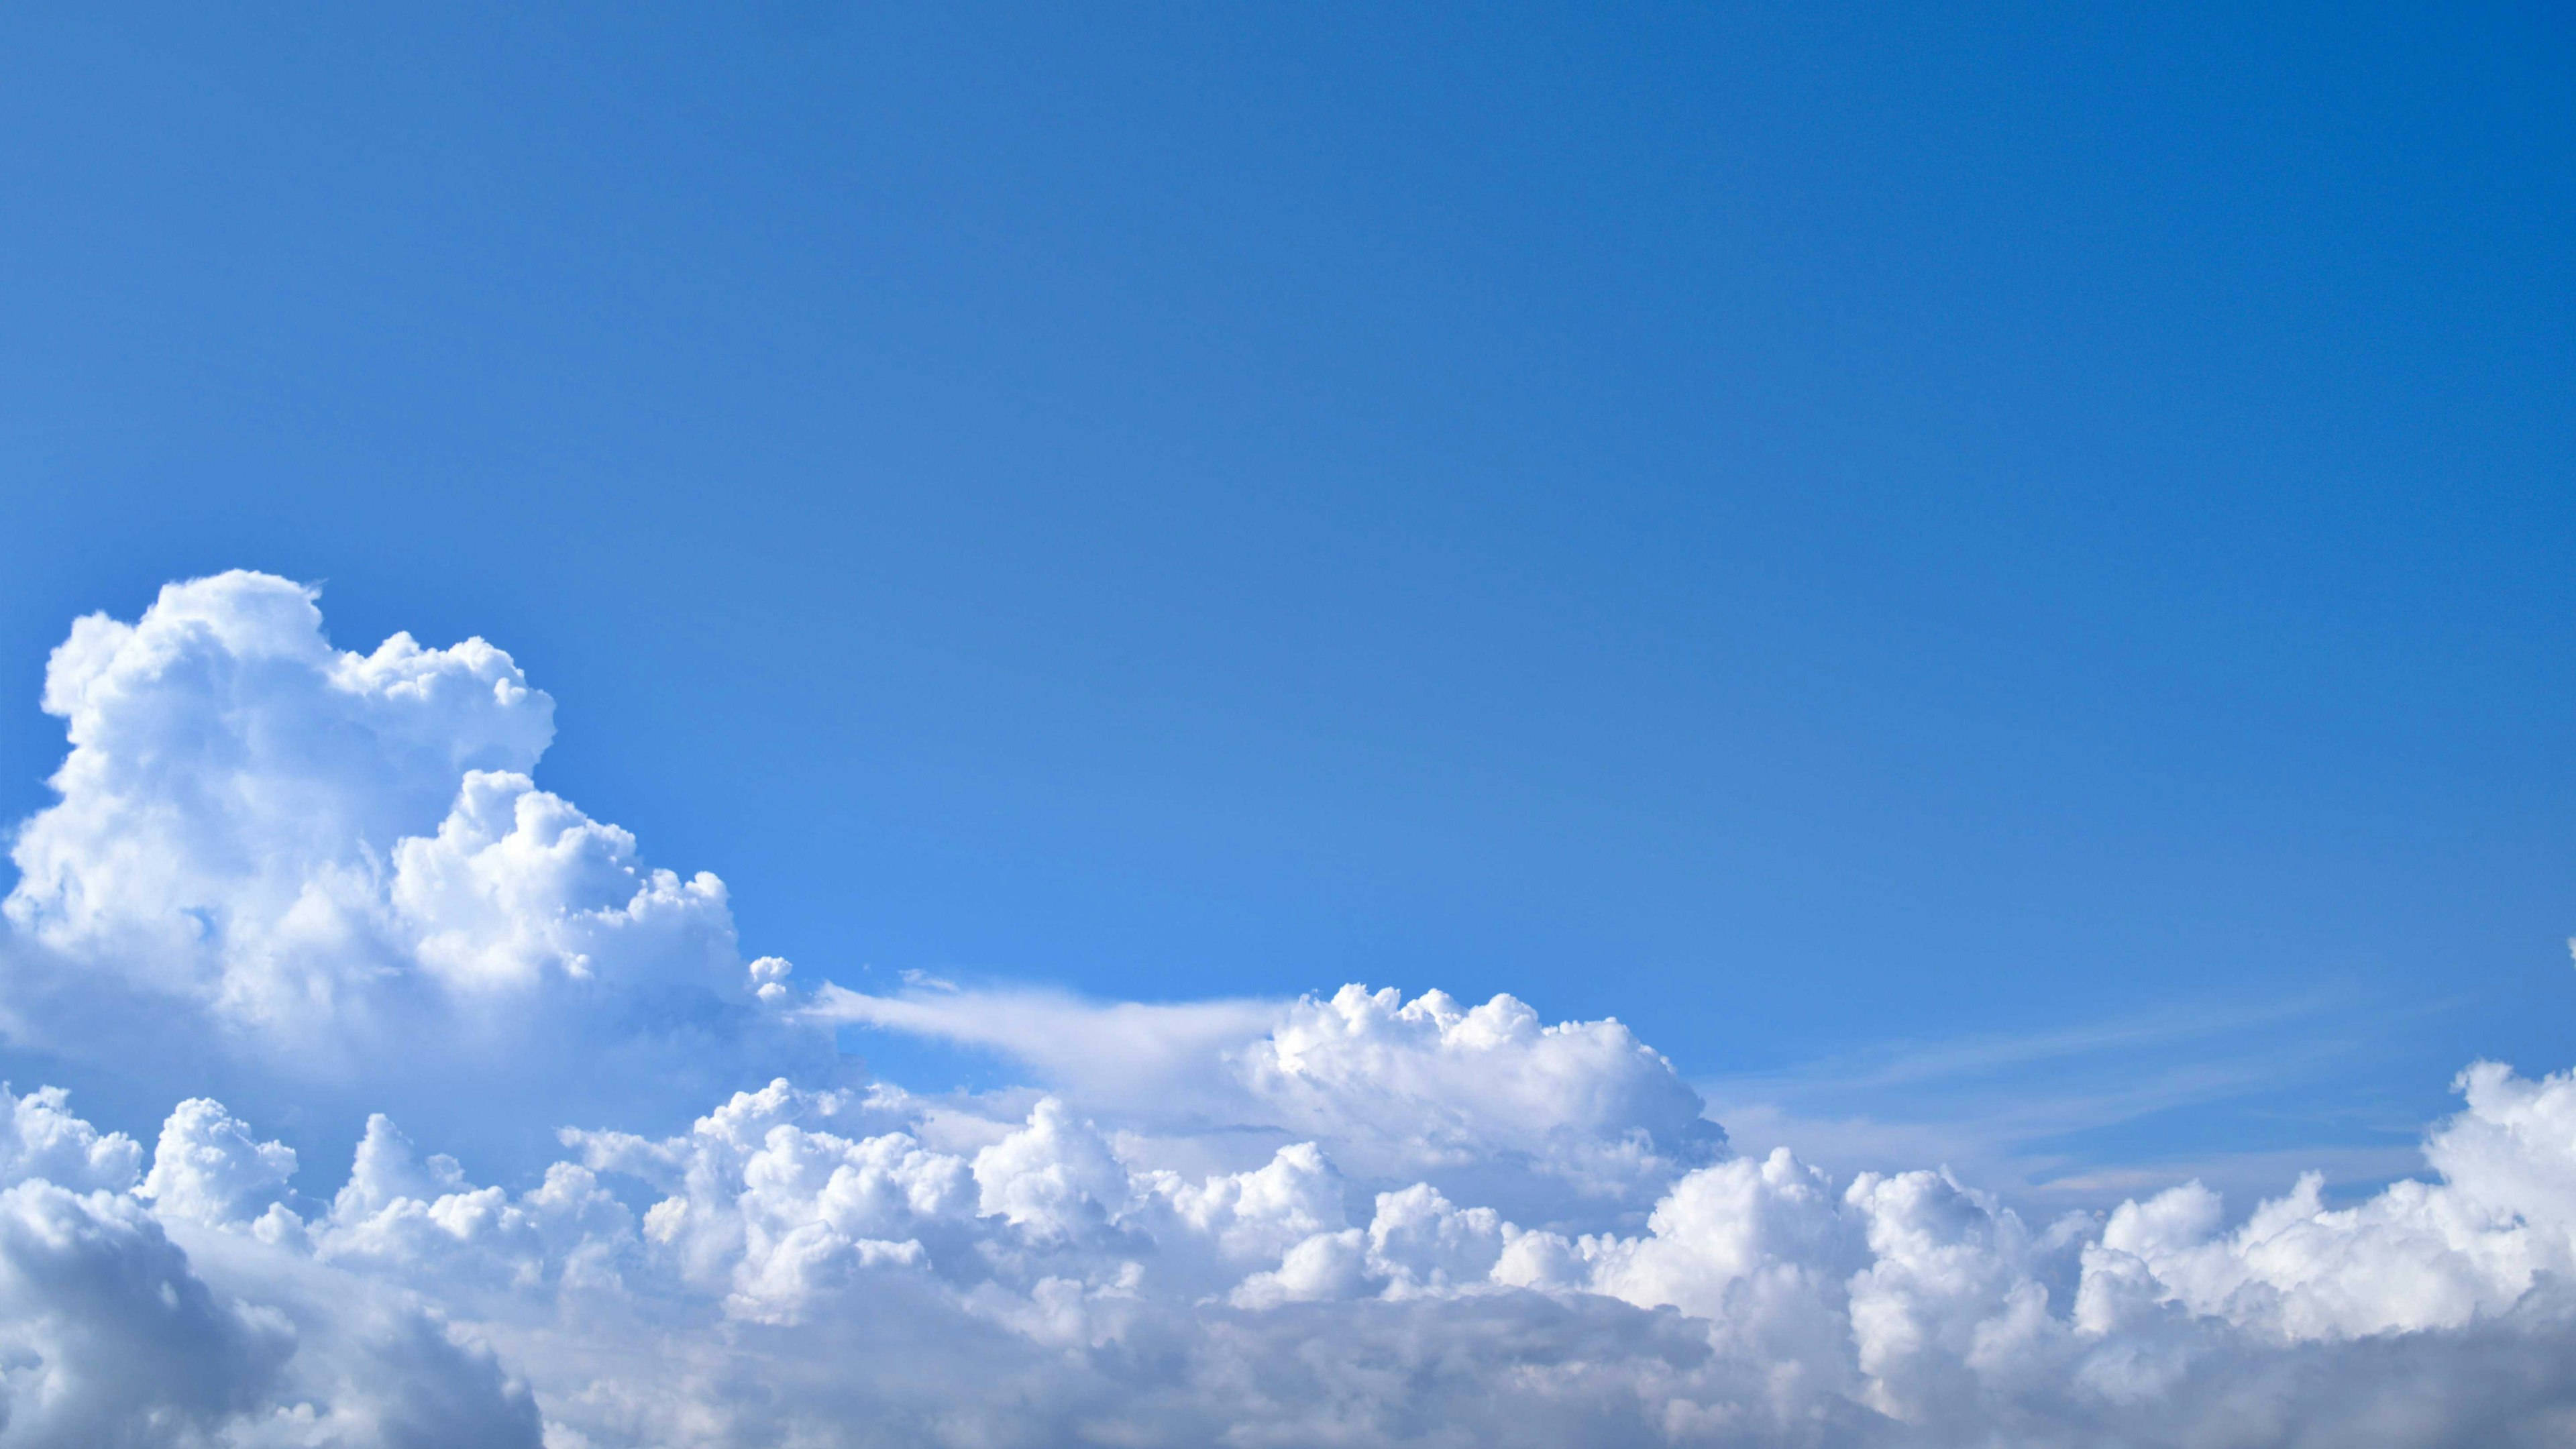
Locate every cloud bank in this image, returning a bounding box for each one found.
[0,572,2571,1446]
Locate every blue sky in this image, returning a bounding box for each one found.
[2,3,2571,1201]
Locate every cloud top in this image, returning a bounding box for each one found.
[2,572,828,1127]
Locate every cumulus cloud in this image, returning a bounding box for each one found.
[810,978,1723,1225]
[0,1083,541,1448]
[5,573,2576,1446]
[1,1059,2567,1447]
[0,572,833,1140]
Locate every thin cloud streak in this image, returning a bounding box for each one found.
[1700,992,2437,1206]
[803,981,1286,1108]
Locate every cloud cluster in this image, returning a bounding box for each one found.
[3,573,2575,1446]
[0,1084,541,1448]
[807,979,1723,1224]
[1,572,828,1137]
[14,1051,2576,1446]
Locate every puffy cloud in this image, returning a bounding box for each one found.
[1148,1139,1348,1267]
[1240,985,1725,1208]
[9,574,2576,1444]
[388,1058,2576,1444]
[0,1083,541,1449]
[812,979,1724,1226]
[2073,1059,2576,1347]
[7,573,551,1024]
[16,1036,2576,1449]
[0,1085,143,1194]
[0,572,833,1144]
[139,1097,299,1227]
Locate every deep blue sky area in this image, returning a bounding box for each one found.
[1,5,2570,1185]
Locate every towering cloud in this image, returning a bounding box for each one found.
[0,572,2570,1446]
[1,572,829,1131]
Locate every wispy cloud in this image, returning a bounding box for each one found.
[801,981,1285,1109]
[1699,991,2442,1208]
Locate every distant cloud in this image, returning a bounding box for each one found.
[1,572,2573,1445]
[1699,994,2430,1207]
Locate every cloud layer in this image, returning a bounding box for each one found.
[0,572,2572,1446]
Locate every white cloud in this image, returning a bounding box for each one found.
[140,1097,299,1226]
[0,572,835,1142]
[812,978,1725,1225]
[6,573,2576,1444]
[0,1081,543,1448]
[9,573,551,1024]
[804,981,1283,1106]
[0,1084,144,1194]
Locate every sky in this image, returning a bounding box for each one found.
[0,7,2572,1444]
[4,1,2571,1201]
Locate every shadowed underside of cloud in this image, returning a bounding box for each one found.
[0,572,2573,1446]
